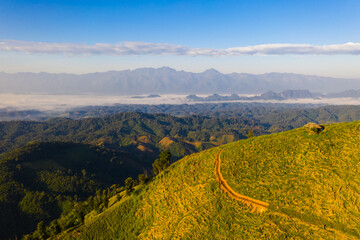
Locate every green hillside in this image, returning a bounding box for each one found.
[47,121,360,239]
[0,112,265,239]
[0,142,146,239]
[0,112,262,158]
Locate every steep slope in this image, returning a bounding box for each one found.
[220,122,360,237]
[215,150,269,213]
[54,121,360,239]
[0,142,144,239]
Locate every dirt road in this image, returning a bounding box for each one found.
[215,150,269,213]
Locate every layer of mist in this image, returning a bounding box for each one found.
[1,93,360,113]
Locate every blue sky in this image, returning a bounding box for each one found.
[1,0,360,77]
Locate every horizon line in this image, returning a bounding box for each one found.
[0,66,358,80]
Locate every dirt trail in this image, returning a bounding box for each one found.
[214,150,358,237]
[215,150,269,213]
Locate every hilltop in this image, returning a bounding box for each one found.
[43,120,360,239]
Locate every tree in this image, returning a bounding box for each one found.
[124,177,136,194]
[48,220,61,237]
[247,130,254,138]
[152,150,172,175]
[160,150,171,163]
[152,159,162,176]
[35,221,46,240]
[138,174,148,185]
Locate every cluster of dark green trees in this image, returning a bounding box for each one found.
[0,141,143,239]
[0,146,171,240]
[152,150,172,175]
[23,186,124,240]
[125,150,171,194]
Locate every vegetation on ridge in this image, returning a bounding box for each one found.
[220,122,360,237]
[0,141,143,239]
[4,110,360,239]
[0,111,262,158]
[51,121,360,239]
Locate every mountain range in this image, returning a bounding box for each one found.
[1,67,360,94]
[187,89,360,101]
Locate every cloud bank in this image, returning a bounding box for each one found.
[1,40,360,56]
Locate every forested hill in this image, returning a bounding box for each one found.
[0,141,143,239]
[66,104,360,131]
[0,111,263,157]
[0,112,263,239]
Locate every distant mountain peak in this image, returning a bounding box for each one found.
[202,68,221,74]
[0,67,359,95]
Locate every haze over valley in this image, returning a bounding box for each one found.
[2,0,360,239]
[2,67,360,117]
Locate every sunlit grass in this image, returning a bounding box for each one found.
[221,122,360,237]
[57,121,360,239]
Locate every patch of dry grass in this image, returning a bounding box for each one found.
[159,137,175,148]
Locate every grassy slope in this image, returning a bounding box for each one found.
[57,121,360,239]
[221,122,360,237]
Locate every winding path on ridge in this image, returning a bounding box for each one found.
[214,150,357,238]
[215,150,269,213]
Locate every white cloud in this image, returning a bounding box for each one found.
[1,40,360,56]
